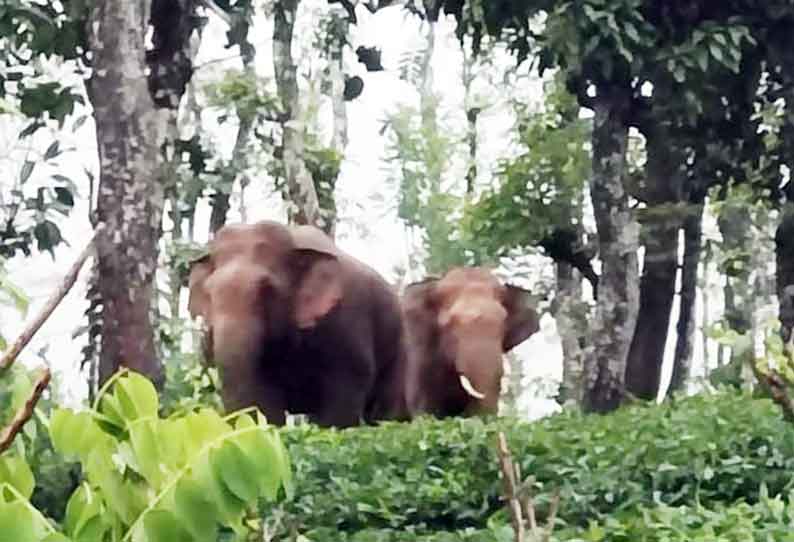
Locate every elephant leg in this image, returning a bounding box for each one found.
[220,365,287,426]
[312,368,374,428]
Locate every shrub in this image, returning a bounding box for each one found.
[268,389,794,539]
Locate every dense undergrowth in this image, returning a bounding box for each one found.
[4,376,794,541]
[267,389,794,541]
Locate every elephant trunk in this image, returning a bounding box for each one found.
[454,337,504,412]
[211,315,267,412]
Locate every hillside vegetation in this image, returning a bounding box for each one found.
[267,390,794,541]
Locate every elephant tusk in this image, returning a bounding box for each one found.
[459,374,486,400]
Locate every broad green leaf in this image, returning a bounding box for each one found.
[172,477,220,542]
[64,483,105,540]
[115,372,159,422]
[128,419,163,487]
[0,454,35,499]
[140,509,192,542]
[212,441,259,502]
[0,500,50,542]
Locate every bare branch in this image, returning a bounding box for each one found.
[0,229,100,371]
[496,432,525,542]
[200,0,231,25]
[0,367,51,454]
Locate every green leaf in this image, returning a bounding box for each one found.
[141,509,192,542]
[115,372,159,423]
[54,187,74,207]
[696,48,708,72]
[19,160,35,184]
[64,483,107,541]
[0,455,35,499]
[128,419,163,486]
[0,499,50,542]
[212,441,259,502]
[709,43,724,64]
[43,141,60,160]
[173,477,220,542]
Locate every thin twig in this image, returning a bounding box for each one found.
[200,0,231,25]
[519,475,538,533]
[542,490,561,542]
[0,367,51,454]
[497,431,524,542]
[0,230,99,371]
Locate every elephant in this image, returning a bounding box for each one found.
[401,267,541,418]
[187,220,408,427]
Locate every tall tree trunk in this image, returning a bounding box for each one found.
[209,41,255,234]
[89,0,195,386]
[717,203,755,388]
[318,8,349,238]
[624,102,686,400]
[274,0,321,228]
[776,203,794,350]
[718,205,753,339]
[583,89,640,413]
[555,260,586,405]
[461,45,478,196]
[668,199,704,396]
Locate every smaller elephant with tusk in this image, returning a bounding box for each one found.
[401,267,541,418]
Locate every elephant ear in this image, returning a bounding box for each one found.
[187,254,213,320]
[290,248,344,329]
[402,278,441,348]
[501,284,540,352]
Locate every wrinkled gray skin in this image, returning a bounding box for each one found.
[188,220,408,427]
[401,267,541,418]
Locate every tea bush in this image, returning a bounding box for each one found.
[271,389,794,539]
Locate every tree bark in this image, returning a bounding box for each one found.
[461,45,478,196]
[718,205,753,336]
[555,261,586,405]
[776,203,794,349]
[624,215,678,400]
[320,8,350,238]
[668,200,704,396]
[89,0,196,387]
[274,0,321,229]
[582,89,640,413]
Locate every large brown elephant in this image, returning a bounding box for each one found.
[187,220,408,427]
[401,267,541,418]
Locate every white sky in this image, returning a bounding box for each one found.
[1,2,776,417]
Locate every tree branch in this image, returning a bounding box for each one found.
[0,229,100,371]
[496,432,525,542]
[0,367,51,454]
[200,0,231,25]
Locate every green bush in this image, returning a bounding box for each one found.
[0,370,292,542]
[269,390,794,539]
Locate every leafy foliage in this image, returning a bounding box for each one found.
[0,370,292,541]
[265,390,794,540]
[462,81,590,264]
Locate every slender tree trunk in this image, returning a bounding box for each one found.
[461,46,478,196]
[625,113,686,400]
[274,0,321,228]
[624,217,678,400]
[775,203,794,349]
[89,1,168,386]
[319,8,349,239]
[668,199,704,396]
[583,89,640,413]
[718,205,753,337]
[555,261,586,405]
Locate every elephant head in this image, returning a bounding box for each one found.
[187,221,344,412]
[403,267,540,415]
